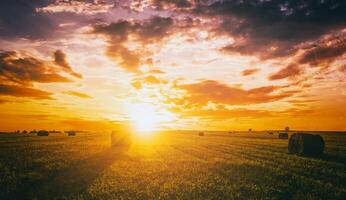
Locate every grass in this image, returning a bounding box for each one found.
[0,131,345,200]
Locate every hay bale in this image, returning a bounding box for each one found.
[67,131,76,136]
[278,132,288,139]
[288,133,324,156]
[268,132,273,135]
[110,131,131,148]
[37,130,49,136]
[248,128,252,132]
[198,132,204,136]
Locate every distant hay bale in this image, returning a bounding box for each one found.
[37,130,49,136]
[248,128,252,132]
[110,131,131,148]
[67,131,76,136]
[288,133,324,156]
[268,132,273,135]
[278,132,288,139]
[198,132,204,136]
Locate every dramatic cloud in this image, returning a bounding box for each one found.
[177,80,295,106]
[0,0,56,39]
[92,16,174,72]
[195,0,346,60]
[0,51,72,85]
[0,50,81,99]
[297,33,346,66]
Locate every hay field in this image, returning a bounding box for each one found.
[0,131,345,200]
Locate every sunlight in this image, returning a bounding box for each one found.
[128,103,161,135]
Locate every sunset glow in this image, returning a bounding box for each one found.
[0,0,345,132]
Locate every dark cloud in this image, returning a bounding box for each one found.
[193,0,346,60]
[0,0,57,39]
[0,50,81,99]
[92,16,174,72]
[297,34,346,66]
[269,33,346,81]
[177,80,295,106]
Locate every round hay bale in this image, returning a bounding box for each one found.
[288,133,324,156]
[37,130,49,136]
[110,131,131,149]
[278,132,288,139]
[268,132,273,135]
[288,133,300,154]
[67,131,76,136]
[198,132,204,136]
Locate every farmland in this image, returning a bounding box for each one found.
[0,131,345,200]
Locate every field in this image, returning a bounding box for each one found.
[0,131,345,200]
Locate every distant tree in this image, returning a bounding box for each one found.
[285,127,290,132]
[249,128,252,132]
[22,130,27,134]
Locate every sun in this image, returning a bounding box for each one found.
[128,103,160,135]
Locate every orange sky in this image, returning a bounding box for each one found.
[0,0,346,131]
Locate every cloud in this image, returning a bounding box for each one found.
[0,51,72,85]
[297,33,346,66]
[0,50,81,99]
[268,64,303,80]
[241,68,259,76]
[179,107,273,120]
[177,80,295,106]
[268,33,346,81]
[36,0,114,15]
[54,50,82,78]
[64,91,92,99]
[194,0,346,60]
[92,16,174,72]
[129,0,193,12]
[0,0,57,39]
[131,75,167,89]
[0,99,8,104]
[148,69,165,74]
[0,84,53,99]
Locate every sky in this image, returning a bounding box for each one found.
[0,0,346,131]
